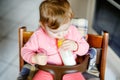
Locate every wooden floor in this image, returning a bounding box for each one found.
[0,0,119,80]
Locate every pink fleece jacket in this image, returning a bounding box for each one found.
[21,25,89,80]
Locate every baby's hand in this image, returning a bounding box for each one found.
[32,53,47,65]
[60,40,78,51]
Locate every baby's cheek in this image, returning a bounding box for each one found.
[48,34,57,38]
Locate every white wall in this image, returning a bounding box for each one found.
[69,0,88,18]
[68,0,96,33]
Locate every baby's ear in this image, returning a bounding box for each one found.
[39,21,45,28]
[39,21,43,26]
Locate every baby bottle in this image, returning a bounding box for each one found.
[57,39,76,66]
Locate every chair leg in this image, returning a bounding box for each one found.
[53,73,63,80]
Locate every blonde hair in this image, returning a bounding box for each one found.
[39,0,73,29]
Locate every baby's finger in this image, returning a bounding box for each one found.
[60,45,72,51]
[62,40,71,44]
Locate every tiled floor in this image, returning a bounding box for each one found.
[0,0,120,80]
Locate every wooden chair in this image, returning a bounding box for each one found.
[18,26,109,80]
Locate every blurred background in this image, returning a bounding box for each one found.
[0,0,120,80]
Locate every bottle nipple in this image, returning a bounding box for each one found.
[57,39,64,48]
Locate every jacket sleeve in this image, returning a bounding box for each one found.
[21,32,39,64]
[70,26,89,56]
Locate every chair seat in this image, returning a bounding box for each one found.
[82,67,100,80]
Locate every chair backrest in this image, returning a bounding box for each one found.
[18,26,109,80]
[87,32,109,80]
[18,27,33,71]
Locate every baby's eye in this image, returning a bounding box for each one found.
[51,31,58,34]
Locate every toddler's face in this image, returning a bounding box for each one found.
[46,21,71,39]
